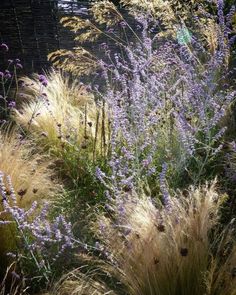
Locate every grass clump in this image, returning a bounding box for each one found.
[14,71,109,178]
[54,183,236,295]
[0,129,59,207]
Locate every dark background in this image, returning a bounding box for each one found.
[0,1,91,73]
[0,0,235,75]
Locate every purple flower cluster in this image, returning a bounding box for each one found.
[0,43,9,52]
[0,45,23,119]
[93,1,235,206]
[39,74,48,87]
[0,171,74,271]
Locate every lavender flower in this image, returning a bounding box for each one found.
[92,0,235,208]
[0,43,9,52]
[38,74,48,87]
[8,101,16,109]
[0,172,75,278]
[16,63,23,69]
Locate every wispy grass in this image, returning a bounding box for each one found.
[0,128,59,207]
[53,183,236,295]
[14,70,109,174]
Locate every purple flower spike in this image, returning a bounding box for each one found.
[16,63,23,69]
[39,74,46,82]
[4,73,11,79]
[39,74,48,87]
[8,101,16,108]
[0,43,9,52]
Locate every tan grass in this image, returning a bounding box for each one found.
[0,129,59,207]
[14,70,109,159]
[97,184,236,295]
[55,183,236,295]
[17,70,94,108]
[51,270,117,295]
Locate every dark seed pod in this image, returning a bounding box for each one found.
[156,224,165,232]
[81,143,87,149]
[5,190,11,196]
[17,189,27,197]
[123,185,132,192]
[182,189,189,198]
[180,248,188,257]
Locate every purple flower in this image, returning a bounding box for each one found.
[0,172,75,270]
[39,74,48,87]
[0,43,9,52]
[120,21,127,28]
[8,101,16,108]
[16,63,23,69]
[4,70,11,79]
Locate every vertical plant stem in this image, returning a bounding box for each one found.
[93,109,100,162]
[102,100,106,157]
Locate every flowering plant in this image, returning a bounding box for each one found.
[0,43,23,122]
[0,171,74,286]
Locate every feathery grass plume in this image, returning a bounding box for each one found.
[0,129,58,207]
[91,0,123,27]
[13,71,109,161]
[87,183,236,295]
[17,70,95,108]
[51,269,117,295]
[48,1,126,76]
[53,183,236,295]
[60,16,102,43]
[49,0,234,79]
[48,48,99,77]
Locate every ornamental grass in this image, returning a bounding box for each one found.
[14,70,109,161]
[52,183,236,295]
